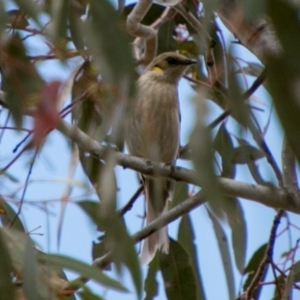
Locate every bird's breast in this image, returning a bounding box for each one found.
[127,77,180,163]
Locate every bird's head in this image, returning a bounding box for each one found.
[143,52,197,84]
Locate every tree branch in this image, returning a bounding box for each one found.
[90,191,206,273]
[56,119,300,214]
[126,0,157,64]
[282,137,298,193]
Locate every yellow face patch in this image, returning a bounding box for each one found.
[152,66,163,74]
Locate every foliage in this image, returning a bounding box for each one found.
[0,0,300,299]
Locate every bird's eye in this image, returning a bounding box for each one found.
[166,57,178,65]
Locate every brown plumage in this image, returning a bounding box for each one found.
[126,52,197,264]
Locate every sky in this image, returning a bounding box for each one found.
[1,1,300,300]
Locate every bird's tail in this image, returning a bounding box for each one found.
[139,178,172,264]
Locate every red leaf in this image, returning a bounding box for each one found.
[32,81,61,145]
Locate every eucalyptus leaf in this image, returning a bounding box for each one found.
[0,229,14,300]
[0,197,25,232]
[232,145,264,164]
[76,200,103,231]
[13,0,41,25]
[78,287,104,300]
[47,1,70,46]
[223,198,247,274]
[144,255,159,300]
[267,55,300,163]
[268,0,300,72]
[178,215,206,300]
[23,238,39,300]
[170,182,189,209]
[207,209,235,300]
[190,96,223,218]
[108,215,142,300]
[0,1,6,35]
[241,0,267,20]
[228,63,250,128]
[243,244,267,299]
[69,4,85,51]
[38,253,128,292]
[87,0,133,83]
[159,239,198,300]
[213,124,235,178]
[2,33,43,128]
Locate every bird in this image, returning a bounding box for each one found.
[126,52,197,264]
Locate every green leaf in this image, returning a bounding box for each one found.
[78,287,104,300]
[77,200,103,230]
[223,198,247,274]
[92,240,108,262]
[282,260,300,300]
[1,228,28,273]
[109,216,142,300]
[190,97,223,218]
[243,244,267,299]
[292,261,300,282]
[178,215,206,300]
[266,1,300,163]
[234,138,269,185]
[47,0,70,46]
[13,0,41,25]
[242,0,266,20]
[87,0,134,83]
[69,5,85,51]
[38,254,127,292]
[0,197,25,232]
[207,210,235,299]
[268,0,300,72]
[1,228,73,298]
[247,161,270,185]
[2,171,19,183]
[2,33,43,128]
[0,2,6,36]
[266,54,300,163]
[159,239,198,300]
[178,41,199,57]
[232,145,264,164]
[23,238,39,300]
[72,61,112,143]
[0,229,14,300]
[213,124,235,178]
[144,255,159,300]
[228,61,250,128]
[157,20,177,54]
[170,182,189,209]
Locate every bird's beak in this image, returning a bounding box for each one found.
[181,59,197,65]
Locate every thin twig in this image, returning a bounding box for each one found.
[27,50,80,61]
[117,185,144,216]
[13,132,32,153]
[10,147,39,227]
[179,68,267,158]
[1,145,27,173]
[244,209,284,300]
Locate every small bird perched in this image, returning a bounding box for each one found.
[126,52,197,264]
